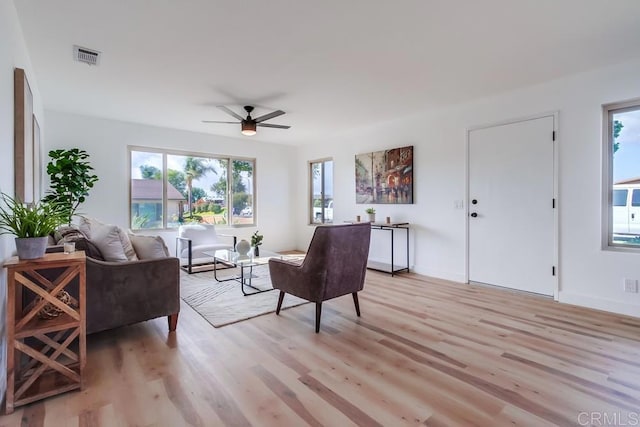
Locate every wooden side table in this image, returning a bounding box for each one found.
[3,251,86,414]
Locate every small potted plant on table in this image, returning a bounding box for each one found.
[365,207,376,223]
[0,193,66,259]
[251,230,263,256]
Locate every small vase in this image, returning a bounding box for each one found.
[254,246,260,257]
[235,239,251,256]
[15,236,48,260]
[367,213,376,223]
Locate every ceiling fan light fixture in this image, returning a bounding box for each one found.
[241,121,257,136]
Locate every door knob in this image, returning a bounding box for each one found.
[472,199,478,205]
[470,212,478,218]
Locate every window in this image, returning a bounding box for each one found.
[604,100,640,248]
[613,189,628,207]
[130,147,255,230]
[310,159,333,224]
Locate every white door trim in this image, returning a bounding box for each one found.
[464,111,560,300]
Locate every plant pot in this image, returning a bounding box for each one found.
[367,213,376,223]
[254,246,260,257]
[15,237,48,260]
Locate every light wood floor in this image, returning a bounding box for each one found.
[2,271,640,426]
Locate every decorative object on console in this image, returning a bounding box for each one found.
[0,192,66,259]
[355,145,413,205]
[251,230,263,256]
[365,207,376,223]
[37,289,74,319]
[44,148,99,224]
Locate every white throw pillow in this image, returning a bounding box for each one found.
[79,217,138,261]
[129,234,170,260]
[78,216,94,239]
[117,228,138,261]
[91,223,128,262]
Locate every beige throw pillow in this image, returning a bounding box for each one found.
[129,234,170,260]
[79,217,138,262]
[91,224,128,262]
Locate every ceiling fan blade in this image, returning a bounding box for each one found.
[254,110,285,123]
[201,120,239,124]
[257,123,291,129]
[216,105,245,121]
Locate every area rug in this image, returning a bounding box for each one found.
[180,262,308,327]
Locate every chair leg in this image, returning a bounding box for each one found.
[352,292,361,317]
[315,302,322,333]
[276,291,285,315]
[168,313,179,331]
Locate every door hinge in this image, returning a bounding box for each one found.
[552,198,556,208]
[552,131,556,141]
[552,266,556,276]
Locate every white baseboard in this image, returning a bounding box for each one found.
[559,291,640,318]
[413,266,466,284]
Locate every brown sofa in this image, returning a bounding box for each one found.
[45,233,180,334]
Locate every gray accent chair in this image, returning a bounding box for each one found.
[268,222,371,333]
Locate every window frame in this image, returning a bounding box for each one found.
[602,98,640,251]
[309,158,333,225]
[129,145,256,230]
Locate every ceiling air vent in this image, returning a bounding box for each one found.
[73,45,101,66]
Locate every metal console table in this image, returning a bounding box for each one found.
[347,221,410,276]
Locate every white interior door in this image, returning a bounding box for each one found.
[468,116,555,295]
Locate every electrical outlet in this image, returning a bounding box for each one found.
[623,279,638,293]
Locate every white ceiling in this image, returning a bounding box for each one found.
[14,0,640,145]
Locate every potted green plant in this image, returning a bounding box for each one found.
[44,148,99,224]
[251,230,263,256]
[365,207,376,223]
[0,193,66,259]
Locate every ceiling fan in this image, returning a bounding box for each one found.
[203,105,291,136]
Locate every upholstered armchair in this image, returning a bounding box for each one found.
[268,222,371,332]
[176,224,237,273]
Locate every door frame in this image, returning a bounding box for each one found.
[464,112,560,300]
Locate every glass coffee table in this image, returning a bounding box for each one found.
[204,249,284,296]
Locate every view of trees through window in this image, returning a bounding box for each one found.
[130,149,255,229]
[608,102,640,247]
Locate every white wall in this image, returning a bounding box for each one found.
[294,57,640,317]
[44,111,298,253]
[0,0,45,404]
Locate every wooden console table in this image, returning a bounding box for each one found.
[3,251,86,414]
